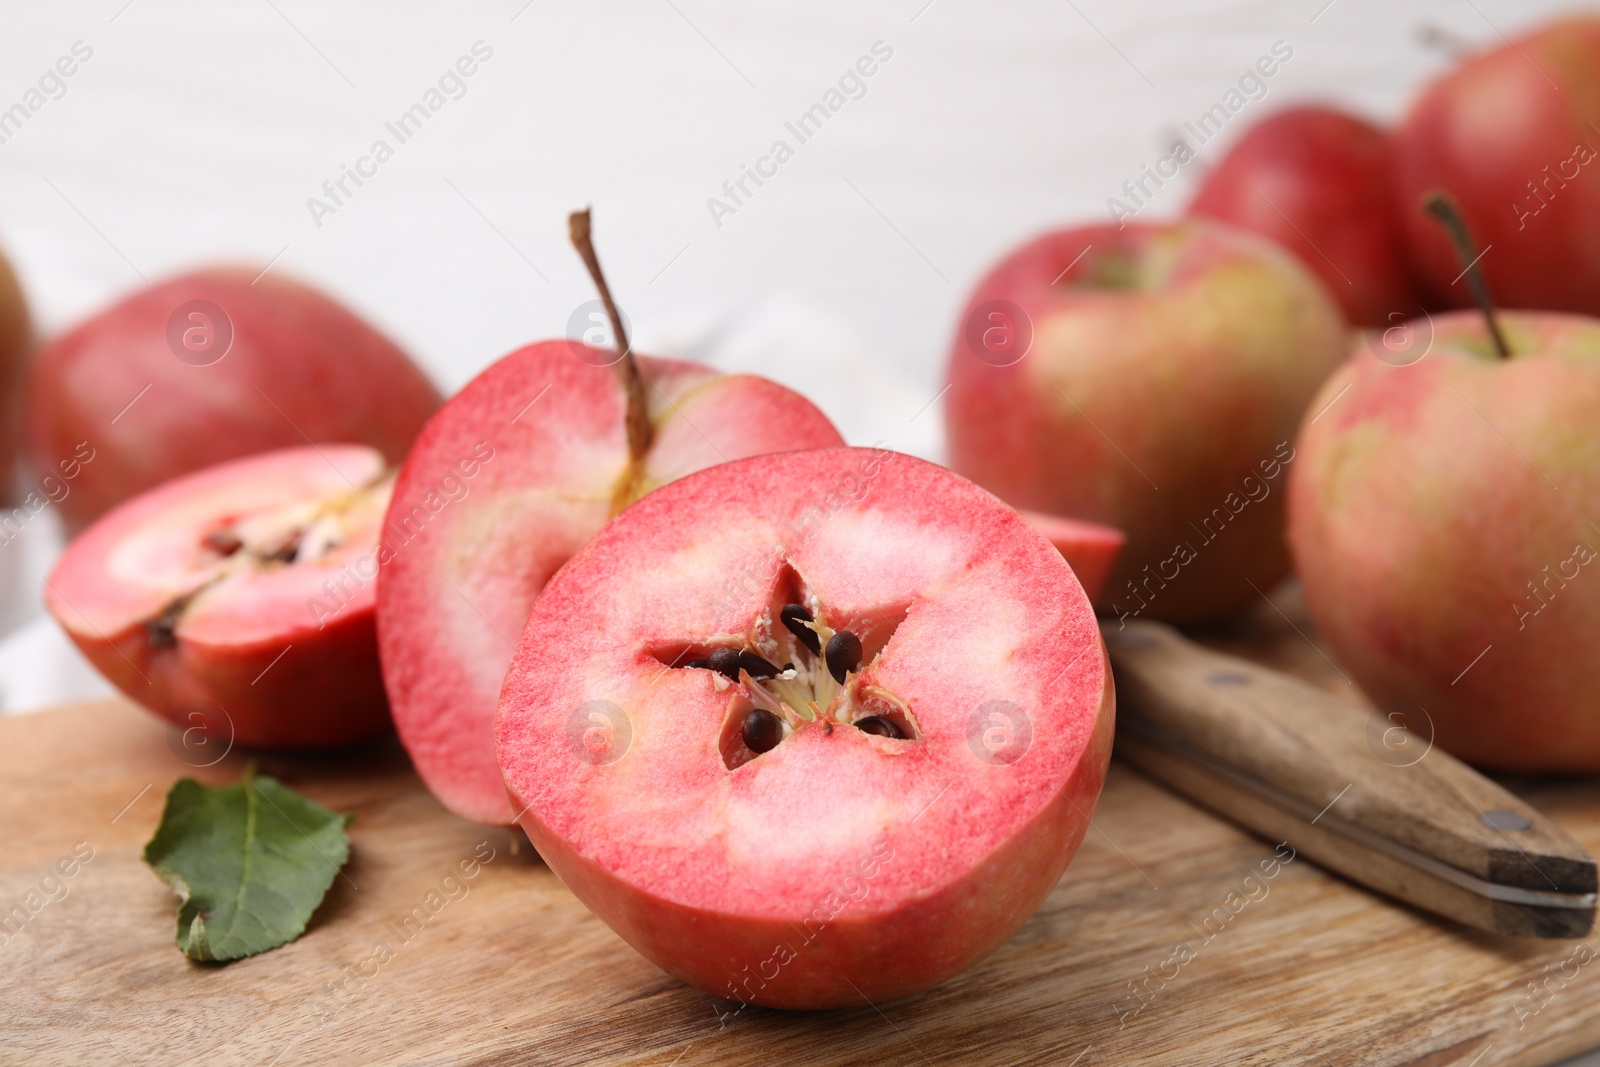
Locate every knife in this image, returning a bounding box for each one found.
[1101,618,1598,939]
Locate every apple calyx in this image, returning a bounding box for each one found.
[667,594,919,770]
[1423,190,1511,360]
[568,208,652,465]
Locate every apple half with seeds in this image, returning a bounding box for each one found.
[45,445,394,749]
[496,447,1114,1008]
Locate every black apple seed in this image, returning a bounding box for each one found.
[707,647,743,680]
[854,716,904,740]
[824,630,862,684]
[742,708,782,753]
[780,604,822,656]
[737,651,781,679]
[685,659,709,671]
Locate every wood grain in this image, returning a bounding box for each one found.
[4,589,1600,1066]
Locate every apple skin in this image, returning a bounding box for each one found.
[1189,105,1425,328]
[45,445,394,750]
[377,340,844,826]
[1394,15,1600,315]
[25,267,441,530]
[1288,311,1600,770]
[946,219,1347,623]
[496,448,1114,1008]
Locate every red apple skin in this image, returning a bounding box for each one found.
[497,448,1114,1008]
[946,219,1347,623]
[1395,16,1600,315]
[377,341,844,826]
[46,445,394,750]
[1288,311,1600,770]
[25,267,442,530]
[1189,106,1425,328]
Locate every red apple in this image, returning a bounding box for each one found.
[946,219,1347,623]
[1288,308,1600,769]
[496,447,1114,1008]
[1189,105,1426,328]
[1394,15,1600,314]
[377,341,845,825]
[45,445,394,749]
[25,267,441,530]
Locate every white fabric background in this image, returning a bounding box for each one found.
[1,2,1594,1057]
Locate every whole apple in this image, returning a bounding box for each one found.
[1190,105,1425,328]
[1288,310,1600,770]
[945,219,1347,623]
[1395,15,1600,314]
[25,267,442,530]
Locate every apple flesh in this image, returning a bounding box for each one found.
[496,447,1114,1008]
[1189,105,1425,328]
[1394,15,1600,315]
[1018,508,1124,602]
[25,267,441,530]
[45,445,394,749]
[376,341,844,826]
[946,219,1347,623]
[1288,310,1600,769]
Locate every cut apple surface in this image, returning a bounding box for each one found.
[496,448,1114,1008]
[376,340,843,825]
[46,445,394,749]
[1018,508,1125,602]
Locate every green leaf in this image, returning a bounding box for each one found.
[142,765,353,962]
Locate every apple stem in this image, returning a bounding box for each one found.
[568,208,652,460]
[1423,190,1511,360]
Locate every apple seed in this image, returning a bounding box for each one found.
[824,630,862,684]
[707,647,744,680]
[780,603,822,656]
[741,708,783,754]
[854,715,904,740]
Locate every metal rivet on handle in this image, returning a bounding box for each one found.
[1481,809,1532,831]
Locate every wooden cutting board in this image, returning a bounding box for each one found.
[4,591,1600,1067]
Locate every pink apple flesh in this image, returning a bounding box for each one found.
[376,341,844,826]
[496,448,1114,1008]
[1289,310,1600,769]
[1018,508,1125,602]
[45,445,394,749]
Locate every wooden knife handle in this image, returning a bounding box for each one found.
[1103,619,1597,939]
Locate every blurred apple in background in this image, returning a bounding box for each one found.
[25,267,442,531]
[1189,105,1426,328]
[945,219,1346,623]
[1395,14,1600,314]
